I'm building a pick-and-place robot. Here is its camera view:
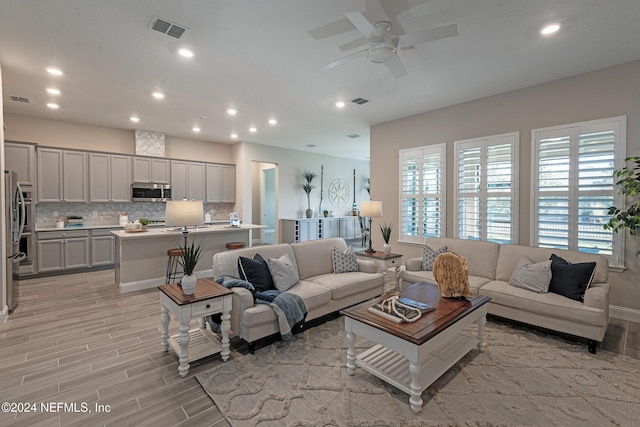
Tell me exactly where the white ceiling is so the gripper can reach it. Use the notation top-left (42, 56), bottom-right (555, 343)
top-left (2, 0), bottom-right (640, 160)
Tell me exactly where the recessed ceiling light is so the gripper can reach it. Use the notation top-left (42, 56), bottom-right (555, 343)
top-left (46, 103), bottom-right (59, 109)
top-left (192, 126), bottom-right (201, 132)
top-left (249, 127), bottom-right (257, 133)
top-left (177, 47), bottom-right (195, 58)
top-left (46, 88), bottom-right (61, 95)
top-left (306, 144), bottom-right (316, 148)
top-left (268, 119), bottom-right (277, 125)
top-left (540, 23), bottom-right (561, 35)
top-left (130, 116), bottom-right (140, 123)
top-left (46, 67), bottom-right (63, 76)
top-left (152, 91), bottom-right (165, 99)
top-left (195, 115), bottom-right (206, 120)
top-left (227, 108), bottom-right (237, 116)
top-left (336, 101), bottom-right (346, 108)
top-left (230, 133), bottom-right (238, 139)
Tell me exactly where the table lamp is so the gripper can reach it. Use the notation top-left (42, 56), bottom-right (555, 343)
top-left (359, 201), bottom-right (383, 253)
top-left (165, 200), bottom-right (204, 247)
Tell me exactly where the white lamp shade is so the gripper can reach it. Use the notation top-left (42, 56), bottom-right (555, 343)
top-left (360, 201), bottom-right (383, 218)
top-left (165, 200), bottom-right (204, 227)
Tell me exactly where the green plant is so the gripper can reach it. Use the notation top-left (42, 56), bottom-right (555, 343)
top-left (176, 239), bottom-right (206, 275)
top-left (604, 156), bottom-right (640, 256)
top-left (379, 222), bottom-right (392, 244)
top-left (302, 171), bottom-right (317, 210)
top-left (138, 218), bottom-right (151, 226)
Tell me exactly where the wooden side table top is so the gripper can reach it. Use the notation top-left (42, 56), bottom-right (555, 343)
top-left (159, 278), bottom-right (233, 306)
top-left (355, 250), bottom-right (402, 261)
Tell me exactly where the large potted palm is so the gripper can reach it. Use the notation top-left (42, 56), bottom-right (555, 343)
top-left (302, 171), bottom-right (317, 218)
top-left (604, 156), bottom-right (640, 256)
top-left (176, 239), bottom-right (206, 295)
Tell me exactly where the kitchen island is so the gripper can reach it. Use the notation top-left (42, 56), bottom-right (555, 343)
top-left (113, 224), bottom-right (264, 292)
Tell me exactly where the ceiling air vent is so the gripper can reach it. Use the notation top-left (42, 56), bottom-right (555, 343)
top-left (150, 16), bottom-right (187, 39)
top-left (351, 98), bottom-right (369, 105)
top-left (9, 95), bottom-right (31, 104)
top-left (346, 134), bottom-right (360, 139)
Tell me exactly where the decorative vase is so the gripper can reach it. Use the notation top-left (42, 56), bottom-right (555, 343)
top-left (181, 274), bottom-right (197, 295)
top-left (305, 208), bottom-right (313, 218)
top-left (383, 243), bottom-right (391, 254)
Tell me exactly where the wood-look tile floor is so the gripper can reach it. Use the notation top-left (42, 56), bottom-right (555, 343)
top-left (1, 269), bottom-right (638, 427)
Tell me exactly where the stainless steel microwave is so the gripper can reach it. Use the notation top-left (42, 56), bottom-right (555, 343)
top-left (131, 183), bottom-right (171, 202)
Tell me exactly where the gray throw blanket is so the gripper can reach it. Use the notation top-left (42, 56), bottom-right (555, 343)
top-left (268, 292), bottom-right (307, 341)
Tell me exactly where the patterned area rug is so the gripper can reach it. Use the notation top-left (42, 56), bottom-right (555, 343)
top-left (196, 317), bottom-right (640, 426)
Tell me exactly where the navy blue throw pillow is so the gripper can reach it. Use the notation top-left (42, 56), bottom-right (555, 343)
top-left (237, 254), bottom-right (275, 292)
top-left (548, 254), bottom-right (596, 302)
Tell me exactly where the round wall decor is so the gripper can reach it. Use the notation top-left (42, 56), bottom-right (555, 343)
top-left (328, 178), bottom-right (350, 207)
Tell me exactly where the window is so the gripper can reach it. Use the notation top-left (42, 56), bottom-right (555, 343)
top-left (399, 144), bottom-right (446, 243)
top-left (532, 116), bottom-right (626, 267)
top-left (454, 133), bottom-right (519, 244)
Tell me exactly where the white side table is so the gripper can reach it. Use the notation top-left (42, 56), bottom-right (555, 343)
top-left (159, 278), bottom-right (233, 377)
top-left (355, 251), bottom-right (403, 290)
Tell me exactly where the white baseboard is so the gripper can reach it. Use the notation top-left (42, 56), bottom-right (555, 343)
top-left (119, 269), bottom-right (215, 293)
top-left (609, 305), bottom-right (640, 322)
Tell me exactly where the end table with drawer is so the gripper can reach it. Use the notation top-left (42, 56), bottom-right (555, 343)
top-left (159, 278), bottom-right (233, 377)
top-left (355, 251), bottom-right (403, 291)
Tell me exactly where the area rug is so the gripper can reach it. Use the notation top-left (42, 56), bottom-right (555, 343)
top-left (196, 317), bottom-right (640, 426)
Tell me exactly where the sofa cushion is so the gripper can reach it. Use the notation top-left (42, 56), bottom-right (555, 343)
top-left (332, 246), bottom-right (358, 273)
top-left (310, 272), bottom-right (383, 300)
top-left (400, 269), bottom-right (490, 295)
top-left (479, 280), bottom-right (605, 326)
top-left (425, 237), bottom-right (499, 280)
top-left (237, 254), bottom-right (275, 292)
top-left (292, 238), bottom-right (347, 279)
top-left (421, 245), bottom-right (447, 271)
top-left (509, 257), bottom-right (552, 293)
top-left (266, 253), bottom-right (299, 291)
top-left (548, 254), bottom-right (596, 302)
top-left (213, 244), bottom-right (297, 279)
top-left (286, 280), bottom-right (331, 310)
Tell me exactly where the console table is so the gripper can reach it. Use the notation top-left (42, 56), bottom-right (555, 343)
top-left (159, 278), bottom-right (233, 377)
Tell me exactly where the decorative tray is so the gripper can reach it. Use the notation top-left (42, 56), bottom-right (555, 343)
top-left (124, 228), bottom-right (148, 233)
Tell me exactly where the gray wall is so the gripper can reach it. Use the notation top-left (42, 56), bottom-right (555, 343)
top-left (371, 59), bottom-right (640, 310)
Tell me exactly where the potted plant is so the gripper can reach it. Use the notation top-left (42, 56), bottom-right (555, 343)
top-left (138, 217), bottom-right (151, 231)
top-left (302, 171), bottom-right (317, 218)
top-left (604, 156), bottom-right (640, 256)
top-left (323, 209), bottom-right (329, 218)
top-left (176, 238), bottom-right (206, 295)
top-left (380, 222), bottom-right (392, 254)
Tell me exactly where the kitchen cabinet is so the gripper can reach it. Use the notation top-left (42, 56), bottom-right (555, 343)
top-left (133, 156), bottom-right (170, 183)
top-left (320, 218), bottom-right (340, 238)
top-left (91, 228), bottom-right (116, 266)
top-left (37, 230), bottom-right (90, 272)
top-left (89, 153), bottom-right (131, 202)
top-left (4, 141), bottom-right (36, 186)
top-left (340, 217), bottom-right (359, 240)
top-left (281, 219), bottom-right (320, 243)
top-left (37, 148), bottom-right (87, 202)
top-left (206, 164), bottom-right (236, 202)
top-left (171, 160), bottom-right (205, 201)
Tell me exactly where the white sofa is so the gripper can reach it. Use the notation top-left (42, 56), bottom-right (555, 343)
top-left (212, 237), bottom-right (384, 351)
top-left (401, 237), bottom-right (610, 353)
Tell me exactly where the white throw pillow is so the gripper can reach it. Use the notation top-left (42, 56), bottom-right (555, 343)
top-left (267, 253), bottom-right (300, 291)
top-left (509, 257), bottom-right (552, 293)
top-left (332, 247), bottom-right (358, 274)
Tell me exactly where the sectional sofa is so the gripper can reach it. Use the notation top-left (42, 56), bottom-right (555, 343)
top-left (401, 237), bottom-right (610, 353)
top-left (212, 237), bottom-right (384, 351)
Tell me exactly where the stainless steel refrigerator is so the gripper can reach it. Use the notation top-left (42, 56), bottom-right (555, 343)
top-left (4, 170), bottom-right (26, 311)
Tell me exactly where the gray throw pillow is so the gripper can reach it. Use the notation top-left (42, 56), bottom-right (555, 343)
top-left (266, 253), bottom-right (300, 292)
top-left (509, 257), bottom-right (552, 293)
top-left (422, 245), bottom-right (447, 271)
top-left (332, 247), bottom-right (358, 274)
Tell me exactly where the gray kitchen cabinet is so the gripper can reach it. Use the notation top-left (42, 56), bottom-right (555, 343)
top-left (89, 153), bottom-right (131, 202)
top-left (172, 160), bottom-right (205, 201)
top-left (37, 148), bottom-right (87, 202)
top-left (91, 229), bottom-right (116, 266)
top-left (133, 157), bottom-right (170, 183)
top-left (37, 230), bottom-right (90, 272)
top-left (4, 141), bottom-right (36, 186)
top-left (206, 164), bottom-right (236, 202)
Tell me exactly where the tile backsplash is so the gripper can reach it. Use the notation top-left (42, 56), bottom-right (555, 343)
top-left (36, 202), bottom-right (236, 226)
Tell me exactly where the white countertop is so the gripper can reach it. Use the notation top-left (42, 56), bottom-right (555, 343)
top-left (35, 220), bottom-right (230, 232)
top-left (111, 224), bottom-right (264, 239)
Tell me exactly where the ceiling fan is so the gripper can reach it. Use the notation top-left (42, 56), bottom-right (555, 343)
top-left (320, 3), bottom-right (458, 78)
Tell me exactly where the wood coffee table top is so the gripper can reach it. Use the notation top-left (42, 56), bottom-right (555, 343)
top-left (341, 281), bottom-right (491, 345)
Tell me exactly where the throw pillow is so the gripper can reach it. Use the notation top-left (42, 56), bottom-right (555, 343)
top-left (422, 245), bottom-right (448, 271)
top-left (267, 253), bottom-right (300, 292)
top-left (332, 246), bottom-right (358, 274)
top-left (548, 253), bottom-right (596, 302)
top-left (237, 254), bottom-right (275, 292)
top-left (508, 257), bottom-right (552, 293)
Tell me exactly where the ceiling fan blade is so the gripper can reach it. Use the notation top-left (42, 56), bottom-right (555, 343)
top-left (397, 23), bottom-right (458, 49)
top-left (345, 10), bottom-right (382, 41)
top-left (384, 55), bottom-right (408, 78)
top-left (308, 17), bottom-right (354, 40)
top-left (339, 37), bottom-right (369, 52)
top-left (322, 49), bottom-right (368, 70)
